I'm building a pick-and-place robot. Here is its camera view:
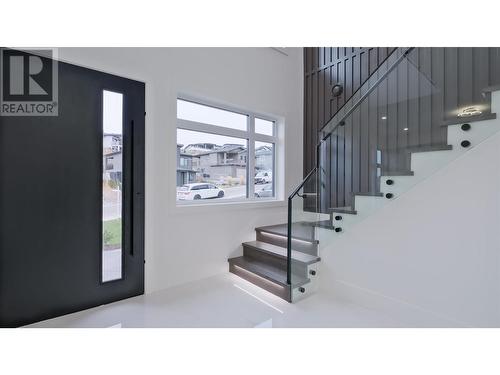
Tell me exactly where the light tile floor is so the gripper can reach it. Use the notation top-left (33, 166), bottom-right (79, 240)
top-left (27, 273), bottom-right (404, 328)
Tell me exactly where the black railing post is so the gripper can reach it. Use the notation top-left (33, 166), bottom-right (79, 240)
top-left (316, 141), bottom-right (323, 212)
top-left (287, 197), bottom-right (292, 286)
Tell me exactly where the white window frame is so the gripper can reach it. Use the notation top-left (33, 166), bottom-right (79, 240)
top-left (176, 95), bottom-right (280, 206)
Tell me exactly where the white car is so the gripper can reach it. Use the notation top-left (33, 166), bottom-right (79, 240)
top-left (255, 171), bottom-right (272, 184)
top-left (177, 183), bottom-right (225, 200)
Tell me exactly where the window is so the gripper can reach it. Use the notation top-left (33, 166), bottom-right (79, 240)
top-left (102, 90), bottom-right (123, 282)
top-left (176, 98), bottom-right (278, 204)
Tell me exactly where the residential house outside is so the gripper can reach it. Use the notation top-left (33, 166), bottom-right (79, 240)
top-left (255, 144), bottom-right (273, 171)
top-left (198, 144), bottom-right (246, 183)
top-left (103, 133), bottom-right (122, 183)
top-left (176, 144), bottom-right (198, 186)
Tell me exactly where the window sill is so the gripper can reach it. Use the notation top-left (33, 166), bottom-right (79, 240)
top-left (172, 198), bottom-right (286, 215)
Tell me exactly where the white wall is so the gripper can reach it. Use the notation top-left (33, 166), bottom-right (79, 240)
top-left (58, 48), bottom-right (304, 293)
top-left (320, 131), bottom-right (500, 327)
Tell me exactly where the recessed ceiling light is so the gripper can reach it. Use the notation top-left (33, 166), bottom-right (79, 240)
top-left (403, 127), bottom-right (409, 131)
top-left (457, 107), bottom-right (482, 118)
top-left (381, 116), bottom-right (387, 120)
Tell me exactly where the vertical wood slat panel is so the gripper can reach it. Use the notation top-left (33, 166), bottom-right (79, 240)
top-left (489, 48), bottom-right (500, 85)
top-left (319, 68), bottom-right (325, 135)
top-left (337, 120), bottom-right (352, 207)
top-left (419, 47), bottom-right (432, 146)
top-left (352, 107), bottom-right (361, 196)
top-left (473, 48), bottom-right (490, 106)
top-left (408, 48), bottom-right (420, 150)
top-left (368, 74), bottom-right (379, 192)
top-left (431, 47), bottom-right (446, 145)
top-left (458, 47), bottom-right (474, 109)
top-left (444, 48), bottom-right (458, 128)
top-left (387, 68), bottom-right (399, 172)
top-left (361, 49), bottom-right (369, 83)
top-left (360, 98), bottom-right (370, 192)
top-left (378, 78), bottom-right (388, 173)
top-left (397, 58), bottom-right (409, 171)
top-left (332, 126), bottom-right (339, 207)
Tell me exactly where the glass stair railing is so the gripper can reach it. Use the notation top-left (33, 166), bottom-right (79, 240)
top-left (287, 47), bottom-right (500, 302)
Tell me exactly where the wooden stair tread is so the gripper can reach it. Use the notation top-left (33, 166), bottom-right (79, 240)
top-left (243, 240), bottom-right (320, 264)
top-left (381, 170), bottom-right (414, 176)
top-left (352, 192), bottom-right (384, 197)
top-left (440, 112), bottom-right (496, 126)
top-left (405, 144), bottom-right (453, 153)
top-left (328, 207), bottom-right (357, 215)
top-left (255, 223), bottom-right (318, 244)
top-left (228, 256), bottom-right (309, 288)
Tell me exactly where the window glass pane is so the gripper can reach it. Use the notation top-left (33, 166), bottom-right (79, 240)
top-left (176, 128), bottom-right (248, 201)
top-left (255, 118), bottom-right (274, 136)
top-left (177, 99), bottom-right (247, 131)
top-left (254, 141), bottom-right (275, 199)
top-left (102, 90), bottom-right (123, 282)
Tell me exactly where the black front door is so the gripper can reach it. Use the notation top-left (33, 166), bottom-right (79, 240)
top-left (0, 49), bottom-right (145, 327)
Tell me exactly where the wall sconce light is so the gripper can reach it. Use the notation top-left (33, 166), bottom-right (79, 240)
top-left (457, 107), bottom-right (482, 118)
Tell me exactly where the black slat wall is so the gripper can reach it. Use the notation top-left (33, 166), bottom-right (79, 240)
top-left (303, 47), bottom-right (396, 175)
top-left (304, 47), bottom-right (500, 210)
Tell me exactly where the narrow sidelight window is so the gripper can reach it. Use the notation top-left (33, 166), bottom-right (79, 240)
top-left (102, 90), bottom-right (124, 282)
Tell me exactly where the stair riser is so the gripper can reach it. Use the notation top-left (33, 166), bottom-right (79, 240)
top-left (243, 246), bottom-right (286, 269)
top-left (243, 245), bottom-right (309, 275)
top-left (229, 262), bottom-right (291, 302)
top-left (256, 231), bottom-right (318, 256)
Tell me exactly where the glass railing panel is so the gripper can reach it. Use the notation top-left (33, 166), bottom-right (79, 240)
top-left (314, 46), bottom-right (500, 233)
top-left (288, 47), bottom-right (500, 301)
top-left (287, 167), bottom-right (321, 301)
top-left (321, 47), bottom-right (412, 138)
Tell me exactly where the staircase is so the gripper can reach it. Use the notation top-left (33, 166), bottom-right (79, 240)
top-left (228, 47), bottom-right (500, 303)
top-left (228, 222), bottom-right (323, 301)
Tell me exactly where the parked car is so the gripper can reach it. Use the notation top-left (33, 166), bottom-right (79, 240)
top-left (177, 183), bottom-right (225, 200)
top-left (254, 184), bottom-right (273, 198)
top-left (255, 171), bottom-right (272, 184)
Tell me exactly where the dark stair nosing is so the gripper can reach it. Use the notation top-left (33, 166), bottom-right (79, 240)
top-left (482, 85), bottom-right (500, 93)
top-left (255, 224), bottom-right (319, 244)
top-left (352, 192), bottom-right (384, 197)
top-left (228, 256), bottom-right (309, 288)
top-left (243, 241), bottom-right (320, 264)
top-left (405, 144), bottom-right (452, 153)
top-left (439, 112), bottom-right (496, 127)
top-left (381, 170), bottom-right (414, 176)
top-left (328, 207), bottom-right (357, 215)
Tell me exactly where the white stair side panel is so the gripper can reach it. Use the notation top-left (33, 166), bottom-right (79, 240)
top-left (353, 195), bottom-right (387, 217)
top-left (490, 90), bottom-right (500, 113)
top-left (411, 117), bottom-right (500, 179)
top-left (380, 176), bottom-right (417, 196)
top-left (292, 263), bottom-right (319, 302)
top-left (318, 91), bottom-right (500, 246)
